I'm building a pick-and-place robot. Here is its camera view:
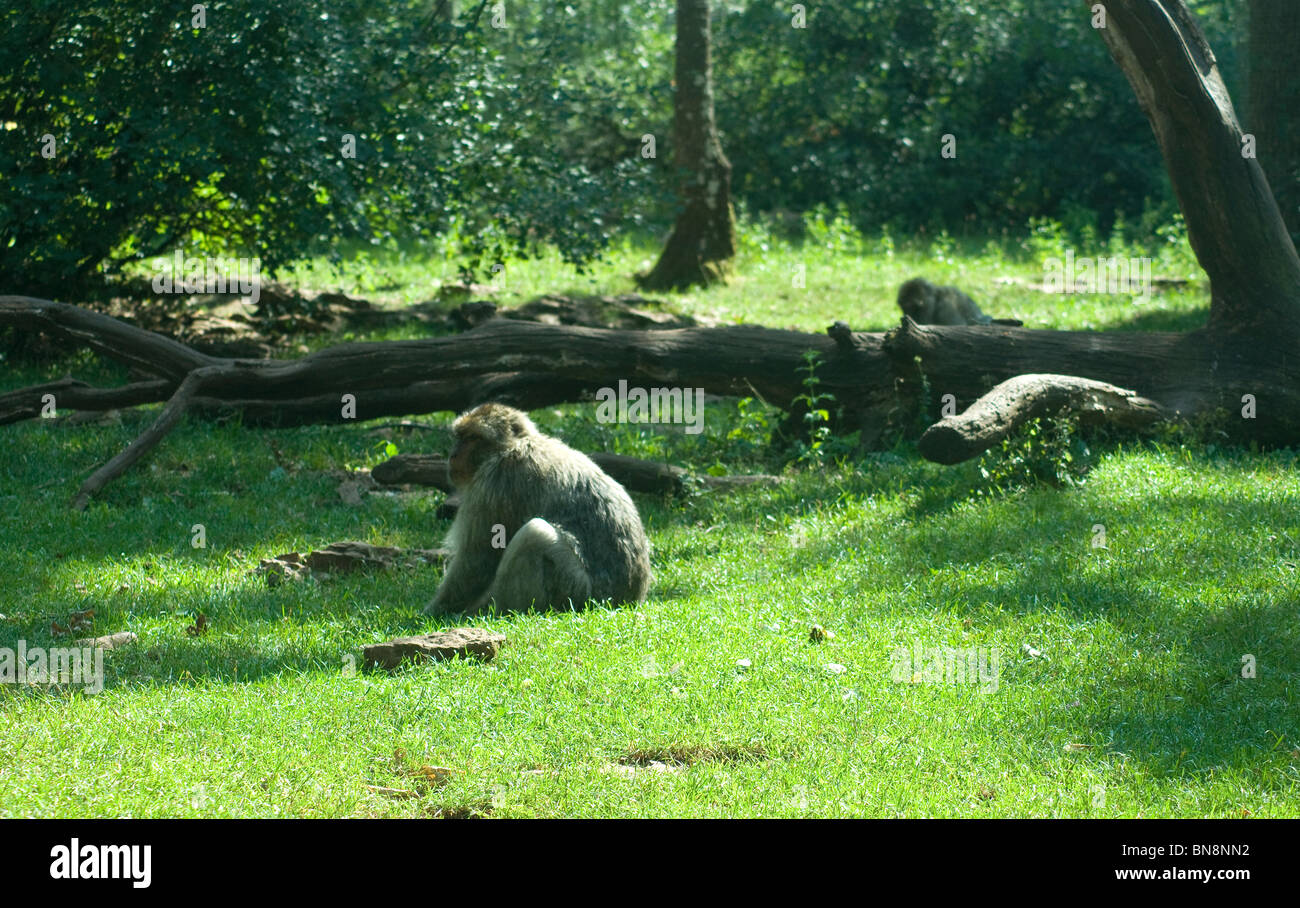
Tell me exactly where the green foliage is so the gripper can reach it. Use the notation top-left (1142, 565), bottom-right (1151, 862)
top-left (0, 0), bottom-right (656, 294)
top-left (1023, 217), bottom-right (1071, 264)
top-left (803, 205), bottom-right (865, 255)
top-left (0, 0), bottom-right (1246, 295)
top-left (975, 415), bottom-right (1092, 495)
top-left (712, 0), bottom-right (1240, 240)
top-left (791, 351), bottom-right (835, 467)
top-left (1150, 213), bottom-right (1199, 275)
top-left (724, 396), bottom-right (777, 461)
top-left (789, 351), bottom-right (859, 468)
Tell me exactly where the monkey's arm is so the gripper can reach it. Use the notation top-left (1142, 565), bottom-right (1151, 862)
top-left (425, 549), bottom-right (497, 615)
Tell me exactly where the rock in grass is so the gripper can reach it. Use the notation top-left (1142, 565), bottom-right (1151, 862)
top-left (257, 552), bottom-right (309, 586)
top-left (363, 628), bottom-right (505, 670)
top-left (75, 631), bottom-right (138, 650)
top-left (306, 541), bottom-right (406, 572)
top-left (255, 542), bottom-right (447, 587)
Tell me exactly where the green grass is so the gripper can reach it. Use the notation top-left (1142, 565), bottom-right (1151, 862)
top-left (166, 208), bottom-right (1210, 337)
top-left (2, 223), bottom-right (1297, 818)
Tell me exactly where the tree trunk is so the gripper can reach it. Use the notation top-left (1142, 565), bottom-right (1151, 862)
top-left (639, 0), bottom-right (736, 290)
top-left (1247, 0), bottom-right (1300, 241)
top-left (1094, 0), bottom-right (1300, 334)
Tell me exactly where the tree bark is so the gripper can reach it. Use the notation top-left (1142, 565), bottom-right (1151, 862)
top-left (638, 0), bottom-right (736, 290)
top-left (1093, 0), bottom-right (1300, 333)
top-left (916, 373), bottom-right (1167, 464)
top-left (1247, 0), bottom-right (1300, 241)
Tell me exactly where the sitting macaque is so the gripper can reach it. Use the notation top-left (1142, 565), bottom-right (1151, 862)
top-left (897, 277), bottom-right (994, 326)
top-left (425, 403), bottom-right (651, 615)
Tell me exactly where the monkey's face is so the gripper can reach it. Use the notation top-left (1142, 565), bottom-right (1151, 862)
top-left (897, 284), bottom-right (930, 321)
top-left (449, 433), bottom-right (491, 488)
top-left (447, 403), bottom-right (535, 488)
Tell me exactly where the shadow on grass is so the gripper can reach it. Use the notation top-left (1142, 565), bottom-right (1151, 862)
top-left (5, 416), bottom-right (1296, 783)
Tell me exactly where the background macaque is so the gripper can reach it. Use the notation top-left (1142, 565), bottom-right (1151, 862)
top-left (425, 403), bottom-right (651, 615)
top-left (897, 277), bottom-right (993, 326)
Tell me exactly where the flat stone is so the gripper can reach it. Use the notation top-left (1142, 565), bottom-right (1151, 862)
top-left (306, 541), bottom-right (402, 572)
top-left (363, 627), bottom-right (505, 670)
top-left (255, 543), bottom-right (446, 587)
top-left (256, 553), bottom-right (309, 586)
top-left (75, 631), bottom-right (138, 650)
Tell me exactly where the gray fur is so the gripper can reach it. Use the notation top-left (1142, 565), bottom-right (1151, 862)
top-left (425, 404), bottom-right (651, 615)
top-left (897, 277), bottom-right (992, 326)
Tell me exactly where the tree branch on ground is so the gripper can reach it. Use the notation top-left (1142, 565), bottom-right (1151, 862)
top-left (916, 374), bottom-right (1168, 465)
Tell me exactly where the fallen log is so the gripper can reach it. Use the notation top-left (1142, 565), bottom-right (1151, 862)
top-left (0, 298), bottom-right (901, 429)
top-left (917, 373), bottom-right (1168, 464)
top-left (71, 364), bottom-right (235, 510)
top-left (371, 451), bottom-right (783, 496)
top-left (5, 293), bottom-right (1300, 511)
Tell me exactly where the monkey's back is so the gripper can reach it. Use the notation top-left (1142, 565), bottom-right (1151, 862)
top-left (464, 434), bottom-right (651, 604)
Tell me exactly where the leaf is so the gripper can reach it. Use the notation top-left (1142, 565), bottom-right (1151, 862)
top-left (413, 766), bottom-right (457, 787)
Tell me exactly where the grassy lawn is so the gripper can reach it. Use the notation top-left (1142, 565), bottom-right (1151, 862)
top-left (2, 226), bottom-right (1297, 818)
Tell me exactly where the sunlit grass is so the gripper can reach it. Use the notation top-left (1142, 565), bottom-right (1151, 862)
top-left (4, 225), bottom-right (1294, 819)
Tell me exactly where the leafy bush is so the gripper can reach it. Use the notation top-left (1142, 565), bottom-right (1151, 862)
top-left (0, 0), bottom-right (1242, 294)
top-left (975, 415), bottom-right (1092, 494)
top-left (0, 0), bottom-right (656, 294)
top-left (712, 0), bottom-right (1240, 243)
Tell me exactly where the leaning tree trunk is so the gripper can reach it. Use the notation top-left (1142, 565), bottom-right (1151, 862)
top-left (638, 0), bottom-right (736, 290)
top-left (1099, 0), bottom-right (1300, 334)
top-left (1247, 0), bottom-right (1300, 241)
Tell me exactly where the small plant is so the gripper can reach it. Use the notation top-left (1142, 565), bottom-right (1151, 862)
top-left (725, 395), bottom-right (774, 458)
top-left (789, 351), bottom-right (858, 467)
top-left (803, 204), bottom-right (863, 254)
top-left (928, 230), bottom-right (957, 265)
top-left (791, 350), bottom-right (834, 467)
top-left (873, 225), bottom-right (896, 260)
top-left (974, 414), bottom-right (1091, 495)
top-left (1105, 212), bottom-right (1131, 259)
top-left (734, 209), bottom-right (776, 257)
top-left (1024, 217), bottom-right (1069, 264)
top-left (1153, 213), bottom-right (1198, 274)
